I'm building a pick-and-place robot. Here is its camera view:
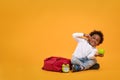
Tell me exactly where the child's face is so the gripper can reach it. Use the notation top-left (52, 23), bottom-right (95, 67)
top-left (89, 34), bottom-right (101, 47)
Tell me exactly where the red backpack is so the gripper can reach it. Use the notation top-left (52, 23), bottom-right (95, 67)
top-left (42, 56), bottom-right (71, 72)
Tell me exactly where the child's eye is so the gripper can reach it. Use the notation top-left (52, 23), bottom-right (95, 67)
top-left (92, 37), bottom-right (95, 39)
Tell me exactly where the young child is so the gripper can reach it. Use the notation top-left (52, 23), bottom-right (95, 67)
top-left (71, 30), bottom-right (104, 72)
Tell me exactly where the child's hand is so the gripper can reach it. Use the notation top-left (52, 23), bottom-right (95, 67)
top-left (84, 34), bottom-right (91, 40)
top-left (95, 53), bottom-right (104, 57)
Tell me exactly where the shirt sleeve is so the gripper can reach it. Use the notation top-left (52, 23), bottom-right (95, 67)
top-left (72, 32), bottom-right (84, 42)
top-left (87, 49), bottom-right (97, 59)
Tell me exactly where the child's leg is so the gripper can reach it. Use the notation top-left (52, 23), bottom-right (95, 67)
top-left (71, 56), bottom-right (97, 71)
top-left (82, 59), bottom-right (97, 70)
top-left (71, 56), bottom-right (85, 71)
top-left (71, 56), bottom-right (83, 65)
top-left (89, 63), bottom-right (100, 70)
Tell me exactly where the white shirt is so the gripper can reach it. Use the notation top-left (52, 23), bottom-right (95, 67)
top-left (72, 32), bottom-right (97, 59)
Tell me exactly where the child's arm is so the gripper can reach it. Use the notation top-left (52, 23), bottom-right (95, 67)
top-left (72, 32), bottom-right (84, 42)
top-left (87, 51), bottom-right (104, 59)
top-left (72, 32), bottom-right (84, 38)
top-left (72, 33), bottom-right (91, 42)
top-left (87, 51), bottom-right (96, 59)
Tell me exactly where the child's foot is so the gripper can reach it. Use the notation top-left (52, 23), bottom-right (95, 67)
top-left (72, 64), bottom-right (81, 72)
top-left (89, 63), bottom-right (100, 70)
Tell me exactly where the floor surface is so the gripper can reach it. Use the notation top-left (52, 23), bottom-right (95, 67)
top-left (1, 0), bottom-right (120, 80)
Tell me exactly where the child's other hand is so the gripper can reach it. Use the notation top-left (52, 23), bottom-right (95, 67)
top-left (98, 54), bottom-right (104, 57)
top-left (95, 53), bottom-right (104, 57)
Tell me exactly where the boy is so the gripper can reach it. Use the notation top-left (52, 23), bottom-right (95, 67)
top-left (71, 30), bottom-right (104, 72)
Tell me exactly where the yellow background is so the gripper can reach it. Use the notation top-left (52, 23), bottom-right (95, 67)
top-left (0, 0), bottom-right (120, 80)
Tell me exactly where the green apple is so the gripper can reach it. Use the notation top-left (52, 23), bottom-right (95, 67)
top-left (98, 49), bottom-right (105, 54)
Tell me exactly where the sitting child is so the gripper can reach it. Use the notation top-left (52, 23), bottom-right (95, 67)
top-left (71, 30), bottom-right (104, 72)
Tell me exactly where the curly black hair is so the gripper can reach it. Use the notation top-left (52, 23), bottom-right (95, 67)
top-left (89, 30), bottom-right (104, 44)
